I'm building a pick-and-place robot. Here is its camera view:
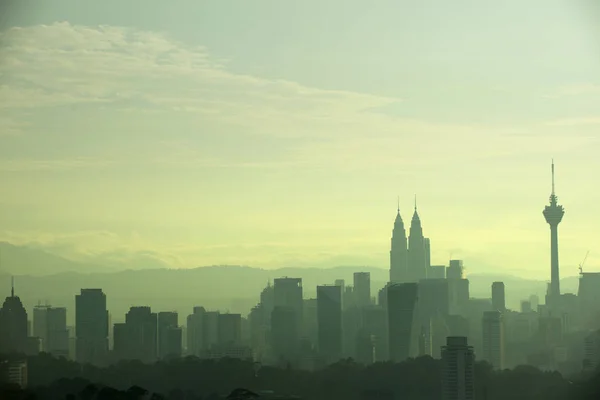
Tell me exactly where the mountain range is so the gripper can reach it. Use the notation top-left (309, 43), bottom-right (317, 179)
top-left (0, 241), bottom-right (581, 325)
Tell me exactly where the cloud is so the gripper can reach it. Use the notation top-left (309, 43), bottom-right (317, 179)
top-left (0, 157), bottom-right (117, 172)
top-left (544, 117), bottom-right (600, 127)
top-left (0, 21), bottom-right (596, 174)
top-left (0, 22), bottom-right (398, 123)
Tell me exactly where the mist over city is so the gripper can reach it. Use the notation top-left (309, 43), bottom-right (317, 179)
top-left (2, 1), bottom-right (600, 399)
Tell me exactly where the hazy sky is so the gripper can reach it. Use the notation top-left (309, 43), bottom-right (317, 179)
top-left (1, 0), bottom-right (599, 278)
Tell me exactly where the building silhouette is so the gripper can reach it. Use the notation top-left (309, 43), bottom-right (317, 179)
top-left (218, 313), bottom-right (242, 346)
top-left (491, 282), bottom-right (506, 312)
top-left (114, 306), bottom-right (157, 363)
top-left (408, 201), bottom-right (427, 283)
top-left (387, 283), bottom-right (418, 362)
top-left (482, 311), bottom-right (504, 370)
top-left (317, 285), bottom-right (342, 364)
top-left (542, 161), bottom-right (564, 311)
top-left (157, 311), bottom-right (182, 359)
top-left (273, 278), bottom-right (303, 336)
top-left (75, 289), bottom-right (108, 365)
top-left (271, 306), bottom-right (299, 366)
top-left (390, 202), bottom-right (408, 283)
top-left (0, 279), bottom-right (28, 354)
top-left (441, 336), bottom-right (475, 400)
top-left (353, 272), bottom-right (371, 307)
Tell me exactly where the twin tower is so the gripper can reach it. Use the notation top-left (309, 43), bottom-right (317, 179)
top-left (389, 199), bottom-right (431, 283)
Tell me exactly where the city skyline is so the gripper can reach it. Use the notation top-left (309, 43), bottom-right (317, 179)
top-left (1, 1), bottom-right (600, 279)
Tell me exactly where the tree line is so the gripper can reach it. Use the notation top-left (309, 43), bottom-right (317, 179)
top-left (1, 353), bottom-right (600, 400)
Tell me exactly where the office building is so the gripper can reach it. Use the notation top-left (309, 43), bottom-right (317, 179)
top-left (491, 282), bottom-right (506, 312)
top-left (429, 265), bottom-right (446, 280)
top-left (0, 359), bottom-right (27, 388)
top-left (482, 311), bottom-right (504, 370)
top-left (441, 337), bottom-right (475, 400)
top-left (387, 283), bottom-right (418, 362)
top-left (0, 281), bottom-right (28, 355)
top-left (317, 285), bottom-right (343, 364)
top-left (114, 306), bottom-right (157, 363)
top-left (353, 272), bottom-right (371, 307)
top-left (75, 289), bottom-right (108, 366)
top-left (158, 312), bottom-right (181, 359)
top-left (447, 260), bottom-right (465, 280)
top-left (583, 330), bottom-right (600, 372)
top-left (408, 203), bottom-right (427, 283)
top-left (390, 203), bottom-right (408, 283)
top-left (218, 313), bottom-right (242, 346)
top-left (274, 278), bottom-right (303, 334)
top-left (271, 306), bottom-right (299, 365)
top-left (33, 305), bottom-right (68, 358)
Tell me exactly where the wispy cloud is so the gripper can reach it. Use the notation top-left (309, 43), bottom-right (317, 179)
top-left (0, 157), bottom-right (117, 172)
top-left (544, 117), bottom-right (600, 127)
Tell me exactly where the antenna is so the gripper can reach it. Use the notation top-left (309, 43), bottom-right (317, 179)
top-left (551, 159), bottom-right (555, 195)
top-left (579, 251), bottom-right (590, 275)
top-left (11, 276), bottom-right (14, 297)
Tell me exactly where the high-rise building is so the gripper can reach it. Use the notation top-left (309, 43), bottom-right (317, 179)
top-left (317, 285), bottom-right (343, 364)
top-left (583, 330), bottom-right (600, 372)
top-left (353, 272), bottom-right (371, 307)
top-left (408, 202), bottom-right (427, 283)
top-left (274, 278), bottom-right (303, 333)
top-left (114, 306), bottom-right (157, 363)
top-left (271, 306), bottom-right (299, 365)
top-left (158, 312), bottom-right (181, 359)
top-left (33, 305), bottom-right (68, 358)
top-left (390, 203), bottom-right (408, 283)
top-left (542, 161), bottom-right (564, 311)
top-left (387, 283), bottom-right (418, 362)
top-left (218, 313), bottom-right (242, 346)
top-left (75, 289), bottom-right (108, 366)
top-left (491, 282), bottom-right (506, 312)
top-left (429, 265), bottom-right (446, 280)
top-left (46, 307), bottom-right (69, 358)
top-left (482, 311), bottom-right (504, 370)
top-left (447, 260), bottom-right (465, 280)
top-left (441, 336), bottom-right (475, 400)
top-left (424, 238), bottom-right (431, 278)
top-left (0, 280), bottom-right (28, 354)
top-left (186, 307), bottom-right (206, 356)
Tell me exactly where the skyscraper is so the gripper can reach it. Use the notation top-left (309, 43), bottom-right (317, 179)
top-left (542, 160), bottom-right (564, 310)
top-left (390, 201), bottom-right (408, 283)
top-left (387, 283), bottom-right (418, 362)
top-left (158, 311), bottom-right (181, 359)
top-left (353, 272), bottom-right (371, 307)
top-left (491, 282), bottom-right (506, 312)
top-left (408, 201), bottom-right (427, 283)
top-left (75, 289), bottom-right (108, 365)
top-left (482, 311), bottom-right (504, 370)
top-left (441, 336), bottom-right (475, 400)
top-left (317, 285), bottom-right (342, 364)
top-left (273, 278), bottom-right (303, 331)
top-left (0, 279), bottom-right (28, 354)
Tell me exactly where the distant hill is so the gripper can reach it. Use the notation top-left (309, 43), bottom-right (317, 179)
top-left (0, 261), bottom-right (583, 326)
top-left (0, 241), bottom-right (111, 275)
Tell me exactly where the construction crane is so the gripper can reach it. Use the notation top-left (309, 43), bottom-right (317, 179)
top-left (579, 251), bottom-right (590, 275)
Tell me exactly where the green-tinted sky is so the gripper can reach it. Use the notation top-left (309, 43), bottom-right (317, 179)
top-left (1, 0), bottom-right (599, 278)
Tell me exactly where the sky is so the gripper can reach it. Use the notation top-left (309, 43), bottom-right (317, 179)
top-left (0, 0), bottom-right (599, 278)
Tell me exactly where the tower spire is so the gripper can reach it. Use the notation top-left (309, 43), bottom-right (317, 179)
top-left (414, 194), bottom-right (417, 211)
top-left (11, 276), bottom-right (14, 297)
top-left (551, 159), bottom-right (555, 195)
top-left (397, 195), bottom-right (400, 214)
